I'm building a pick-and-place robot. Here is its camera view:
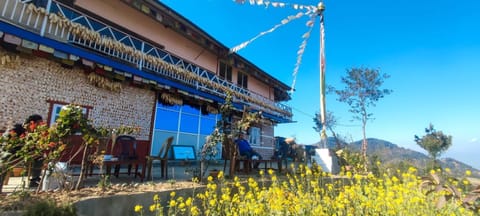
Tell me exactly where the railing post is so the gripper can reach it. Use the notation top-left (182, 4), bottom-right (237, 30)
top-left (39, 0), bottom-right (53, 37)
top-left (1, 0), bottom-right (10, 17)
top-left (138, 41), bottom-right (144, 70)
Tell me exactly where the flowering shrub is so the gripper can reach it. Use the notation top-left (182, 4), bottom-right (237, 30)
top-left (336, 149), bottom-right (366, 174)
top-left (202, 129), bottom-right (222, 162)
top-left (0, 117), bottom-right (65, 177)
top-left (0, 126), bottom-right (26, 170)
top-left (135, 165), bottom-right (478, 215)
top-left (2, 105), bottom-right (106, 191)
top-left (22, 122), bottom-right (66, 168)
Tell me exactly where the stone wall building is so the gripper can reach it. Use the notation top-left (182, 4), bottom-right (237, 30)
top-left (0, 0), bottom-right (292, 165)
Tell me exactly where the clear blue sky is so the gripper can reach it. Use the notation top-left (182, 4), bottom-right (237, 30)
top-left (161, 0), bottom-right (480, 169)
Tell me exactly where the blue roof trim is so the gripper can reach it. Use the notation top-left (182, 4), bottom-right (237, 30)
top-left (0, 21), bottom-right (290, 123)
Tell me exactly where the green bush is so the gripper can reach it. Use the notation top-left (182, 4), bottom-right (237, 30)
top-left (23, 200), bottom-right (76, 216)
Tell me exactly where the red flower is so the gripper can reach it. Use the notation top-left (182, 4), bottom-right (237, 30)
top-left (48, 142), bottom-right (56, 148)
top-left (9, 130), bottom-right (16, 137)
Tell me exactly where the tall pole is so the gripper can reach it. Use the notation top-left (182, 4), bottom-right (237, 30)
top-left (318, 2), bottom-right (327, 148)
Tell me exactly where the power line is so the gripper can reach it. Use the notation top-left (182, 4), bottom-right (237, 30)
top-left (336, 123), bottom-right (361, 128)
top-left (290, 106), bottom-right (315, 118)
top-left (289, 105), bottom-right (361, 127)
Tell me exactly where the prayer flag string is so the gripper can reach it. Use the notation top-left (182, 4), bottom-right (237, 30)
top-left (233, 0), bottom-right (324, 97)
top-left (234, 0), bottom-right (317, 13)
top-left (290, 14), bottom-right (317, 93)
top-left (229, 12), bottom-right (306, 54)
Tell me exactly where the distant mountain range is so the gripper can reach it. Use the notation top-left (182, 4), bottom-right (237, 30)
top-left (313, 138), bottom-right (480, 178)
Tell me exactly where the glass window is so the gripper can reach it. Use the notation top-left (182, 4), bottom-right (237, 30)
top-left (177, 133), bottom-right (198, 148)
top-left (248, 127), bottom-right (261, 146)
top-left (158, 102), bottom-right (181, 111)
top-left (150, 130), bottom-right (176, 156)
top-left (200, 117), bottom-right (217, 135)
top-left (179, 114), bottom-right (199, 134)
top-left (182, 105), bottom-right (200, 115)
top-left (49, 103), bottom-right (87, 126)
top-left (237, 71), bottom-right (248, 89)
top-left (219, 61), bottom-right (232, 82)
top-left (154, 108), bottom-right (179, 131)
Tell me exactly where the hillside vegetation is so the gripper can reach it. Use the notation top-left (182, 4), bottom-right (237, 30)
top-left (314, 138), bottom-right (480, 178)
top-left (349, 138), bottom-right (480, 178)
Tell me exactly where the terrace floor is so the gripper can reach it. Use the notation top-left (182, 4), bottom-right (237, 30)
top-left (2, 160), bottom-right (282, 194)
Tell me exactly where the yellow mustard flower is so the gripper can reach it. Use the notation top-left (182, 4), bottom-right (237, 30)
top-left (185, 197), bottom-right (192, 206)
top-left (209, 183), bottom-right (217, 190)
top-left (209, 199), bottom-right (216, 207)
top-left (149, 204), bottom-right (156, 212)
top-left (408, 167), bottom-right (417, 173)
top-left (217, 171), bottom-right (224, 179)
top-left (134, 205), bottom-right (143, 213)
top-left (346, 171), bottom-right (352, 178)
top-left (169, 200), bottom-right (177, 207)
top-left (178, 202), bottom-right (186, 210)
top-left (191, 206), bottom-right (200, 216)
top-left (268, 169), bottom-right (274, 175)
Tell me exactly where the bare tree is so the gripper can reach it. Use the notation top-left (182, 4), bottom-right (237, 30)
top-left (313, 111), bottom-right (342, 149)
top-left (330, 67), bottom-right (392, 166)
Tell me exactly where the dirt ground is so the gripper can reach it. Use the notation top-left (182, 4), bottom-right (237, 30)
top-left (0, 161), bottom-right (257, 212)
top-left (1, 175), bottom-right (204, 212)
top-left (0, 162), bottom-right (204, 211)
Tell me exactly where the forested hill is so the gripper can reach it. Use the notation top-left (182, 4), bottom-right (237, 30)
top-left (314, 138), bottom-right (480, 178)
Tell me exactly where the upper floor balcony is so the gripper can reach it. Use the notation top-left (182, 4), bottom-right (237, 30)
top-left (0, 0), bottom-right (293, 121)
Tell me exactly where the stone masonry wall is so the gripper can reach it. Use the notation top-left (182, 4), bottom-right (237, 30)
top-left (0, 49), bottom-right (155, 140)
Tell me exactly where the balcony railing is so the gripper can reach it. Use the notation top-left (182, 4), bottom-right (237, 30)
top-left (0, 0), bottom-right (292, 120)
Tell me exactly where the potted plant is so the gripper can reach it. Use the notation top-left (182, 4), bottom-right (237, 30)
top-left (12, 166), bottom-right (23, 177)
